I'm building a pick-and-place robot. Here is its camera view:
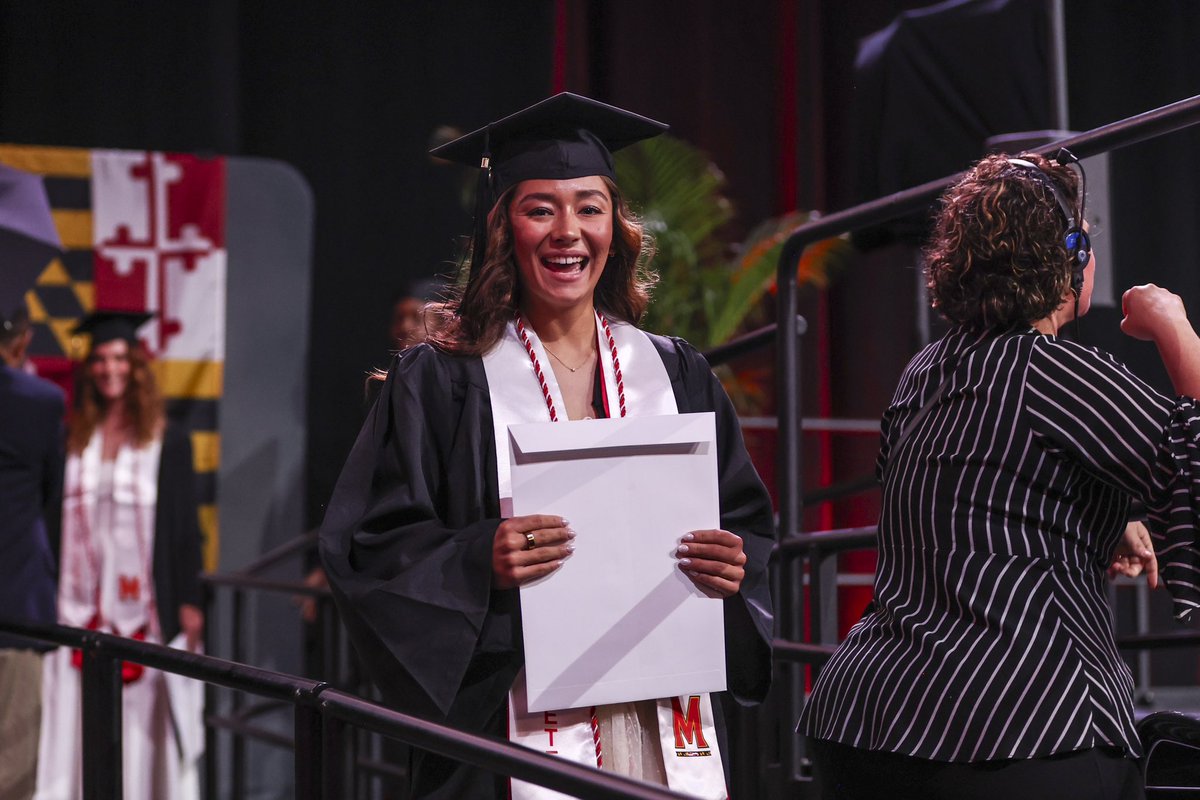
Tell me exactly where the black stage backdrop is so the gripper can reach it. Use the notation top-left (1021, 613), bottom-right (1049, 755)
top-left (1, 0), bottom-right (1199, 545)
top-left (0, 1), bottom-right (554, 527)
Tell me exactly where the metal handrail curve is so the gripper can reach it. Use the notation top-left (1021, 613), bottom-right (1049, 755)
top-left (0, 619), bottom-right (689, 800)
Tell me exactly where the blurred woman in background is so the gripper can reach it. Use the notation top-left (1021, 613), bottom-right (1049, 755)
top-left (36, 311), bottom-right (204, 800)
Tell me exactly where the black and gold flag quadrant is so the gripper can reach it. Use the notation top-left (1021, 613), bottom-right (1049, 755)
top-left (0, 146), bottom-right (95, 358)
top-left (0, 144), bottom-right (224, 571)
top-left (33, 178), bottom-right (96, 356)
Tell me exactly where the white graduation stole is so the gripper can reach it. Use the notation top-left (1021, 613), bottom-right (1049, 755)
top-left (482, 314), bottom-right (726, 799)
top-left (60, 434), bottom-right (162, 638)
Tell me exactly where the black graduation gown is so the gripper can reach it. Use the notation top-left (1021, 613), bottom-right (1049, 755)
top-left (320, 332), bottom-right (775, 799)
top-left (151, 423), bottom-right (205, 644)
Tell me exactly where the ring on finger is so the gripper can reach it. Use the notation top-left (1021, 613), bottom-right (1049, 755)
top-left (524, 532), bottom-right (537, 550)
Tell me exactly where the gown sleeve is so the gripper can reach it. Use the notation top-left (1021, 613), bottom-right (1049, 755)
top-left (1026, 337), bottom-right (1200, 620)
top-left (319, 345), bottom-right (504, 719)
top-left (652, 335), bottom-right (776, 704)
top-left (154, 423), bottom-right (205, 643)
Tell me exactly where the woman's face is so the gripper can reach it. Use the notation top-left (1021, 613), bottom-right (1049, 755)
top-left (509, 176), bottom-right (613, 317)
top-left (88, 338), bottom-right (132, 403)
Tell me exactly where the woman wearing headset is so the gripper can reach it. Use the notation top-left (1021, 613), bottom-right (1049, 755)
top-left (800, 151), bottom-right (1200, 799)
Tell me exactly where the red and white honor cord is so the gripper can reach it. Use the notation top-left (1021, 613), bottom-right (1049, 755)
top-left (590, 706), bottom-right (603, 767)
top-left (515, 313), bottom-right (559, 421)
top-left (514, 311), bottom-right (627, 421)
top-left (514, 313), bottom-right (613, 765)
top-left (598, 311), bottom-right (626, 418)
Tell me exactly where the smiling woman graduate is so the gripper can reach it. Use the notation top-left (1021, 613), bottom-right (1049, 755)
top-left (36, 311), bottom-right (204, 800)
top-left (319, 93), bottom-right (775, 799)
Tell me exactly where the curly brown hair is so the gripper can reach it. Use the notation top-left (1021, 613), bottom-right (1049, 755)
top-left (924, 152), bottom-right (1082, 331)
top-left (431, 177), bottom-right (657, 355)
top-left (68, 340), bottom-right (164, 453)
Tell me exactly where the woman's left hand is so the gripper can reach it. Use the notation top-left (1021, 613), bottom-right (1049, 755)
top-left (1108, 521), bottom-right (1159, 588)
top-left (179, 603), bottom-right (205, 652)
top-left (677, 529), bottom-right (747, 598)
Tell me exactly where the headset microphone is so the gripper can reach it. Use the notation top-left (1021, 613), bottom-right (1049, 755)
top-left (1006, 149), bottom-right (1090, 295)
top-left (1054, 148), bottom-right (1090, 294)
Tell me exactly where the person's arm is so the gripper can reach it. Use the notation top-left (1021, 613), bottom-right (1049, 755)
top-left (319, 347), bottom-right (514, 719)
top-left (1026, 337), bottom-right (1200, 620)
top-left (157, 425), bottom-right (206, 649)
top-left (1121, 283), bottom-right (1200, 398)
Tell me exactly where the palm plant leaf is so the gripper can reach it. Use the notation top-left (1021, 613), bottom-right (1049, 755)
top-left (708, 213), bottom-right (856, 345)
top-left (616, 136), bottom-right (733, 345)
top-left (616, 136), bottom-right (855, 349)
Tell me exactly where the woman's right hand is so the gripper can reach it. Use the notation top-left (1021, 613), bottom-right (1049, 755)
top-left (492, 515), bottom-right (575, 589)
top-left (1108, 521), bottom-right (1159, 588)
top-left (1122, 283), bottom-right (1200, 398)
top-left (1121, 283), bottom-right (1189, 342)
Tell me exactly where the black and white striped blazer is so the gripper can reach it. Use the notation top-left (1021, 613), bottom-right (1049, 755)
top-left (799, 325), bottom-right (1200, 761)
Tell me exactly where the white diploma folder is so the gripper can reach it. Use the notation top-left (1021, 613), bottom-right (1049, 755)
top-left (510, 411), bottom-right (726, 713)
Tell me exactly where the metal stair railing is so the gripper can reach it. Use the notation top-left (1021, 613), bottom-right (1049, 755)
top-left (0, 618), bottom-right (692, 800)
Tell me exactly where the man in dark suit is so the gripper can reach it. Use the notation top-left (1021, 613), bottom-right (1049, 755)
top-left (0, 302), bottom-right (65, 799)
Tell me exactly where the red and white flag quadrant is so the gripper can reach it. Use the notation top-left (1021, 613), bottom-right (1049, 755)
top-left (91, 150), bottom-right (227, 364)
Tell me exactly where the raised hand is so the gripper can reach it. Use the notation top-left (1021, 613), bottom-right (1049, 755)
top-left (1121, 283), bottom-right (1189, 342)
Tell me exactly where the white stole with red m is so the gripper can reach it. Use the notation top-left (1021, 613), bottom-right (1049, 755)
top-left (482, 315), bottom-right (726, 798)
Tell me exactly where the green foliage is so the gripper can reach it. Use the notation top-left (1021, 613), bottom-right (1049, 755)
top-left (616, 136), bottom-right (853, 349)
top-left (709, 213), bottom-right (857, 345)
top-left (615, 135), bottom-right (734, 348)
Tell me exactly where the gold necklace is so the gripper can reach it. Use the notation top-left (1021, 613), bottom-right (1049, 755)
top-left (541, 341), bottom-right (596, 373)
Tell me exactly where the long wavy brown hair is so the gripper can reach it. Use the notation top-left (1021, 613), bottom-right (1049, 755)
top-left (68, 340), bottom-right (164, 453)
top-left (431, 176), bottom-right (657, 355)
top-left (924, 152), bottom-right (1082, 331)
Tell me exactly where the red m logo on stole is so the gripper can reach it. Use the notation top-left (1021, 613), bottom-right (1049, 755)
top-left (672, 695), bottom-right (710, 751)
top-left (118, 575), bottom-right (141, 602)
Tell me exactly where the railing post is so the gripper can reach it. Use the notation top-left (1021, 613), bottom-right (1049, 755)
top-left (777, 231), bottom-right (810, 790)
top-left (80, 635), bottom-right (122, 800)
top-left (203, 580), bottom-right (219, 800)
top-left (1135, 581), bottom-right (1154, 704)
top-left (294, 689), bottom-right (324, 800)
top-left (232, 588), bottom-right (246, 800)
top-left (323, 711), bottom-right (349, 800)
top-left (807, 548), bottom-right (839, 657)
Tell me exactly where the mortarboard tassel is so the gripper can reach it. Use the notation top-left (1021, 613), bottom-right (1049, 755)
top-left (468, 126), bottom-right (494, 280)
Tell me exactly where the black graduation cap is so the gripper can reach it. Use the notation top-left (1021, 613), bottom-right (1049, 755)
top-left (430, 93), bottom-right (668, 276)
top-left (432, 92), bottom-right (668, 195)
top-left (72, 310), bottom-right (154, 348)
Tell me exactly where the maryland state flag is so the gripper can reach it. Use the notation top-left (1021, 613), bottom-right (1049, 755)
top-left (0, 144), bottom-right (226, 571)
